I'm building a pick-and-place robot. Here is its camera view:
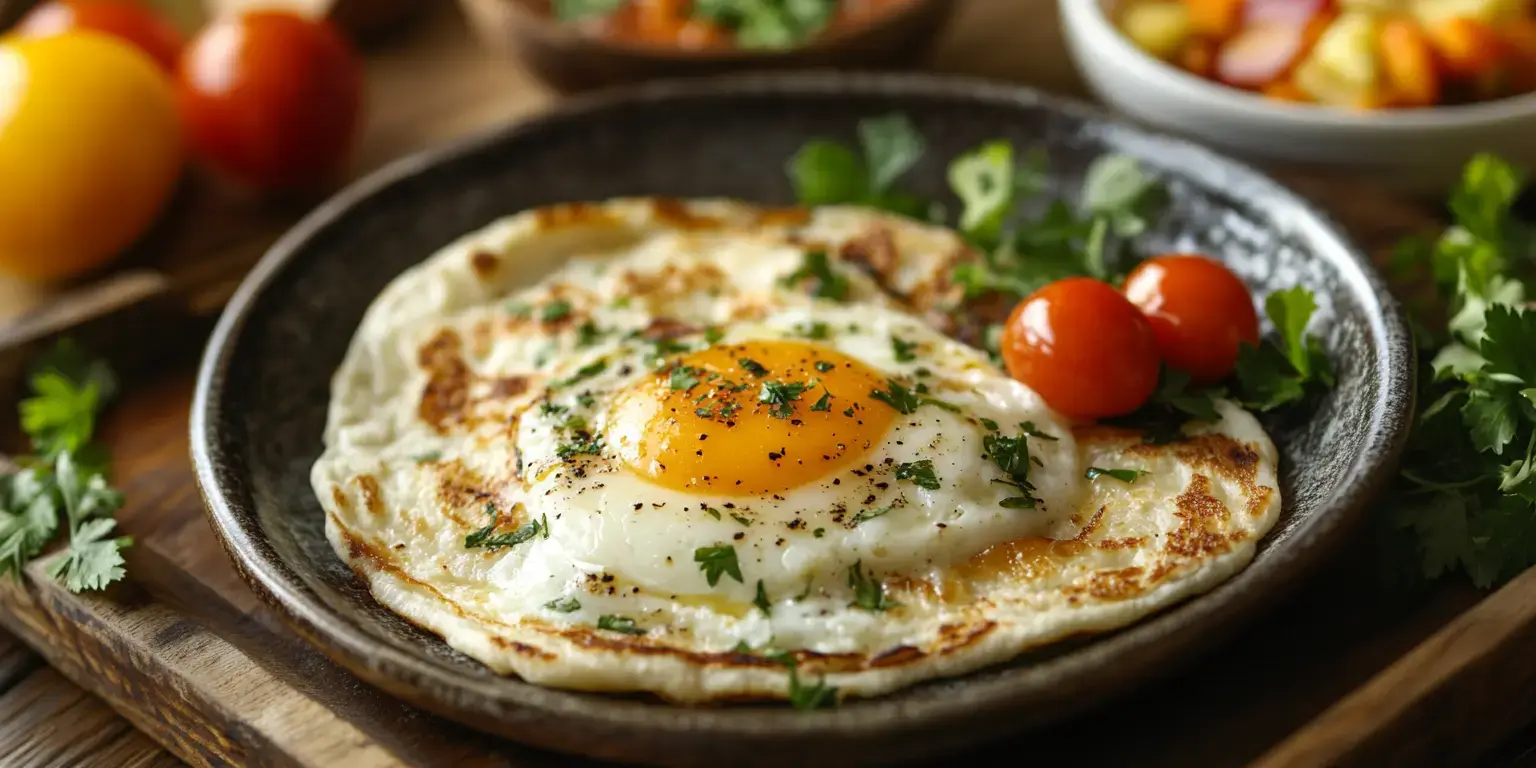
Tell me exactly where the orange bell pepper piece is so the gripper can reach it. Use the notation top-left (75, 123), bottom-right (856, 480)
top-left (1379, 18), bottom-right (1442, 106)
top-left (1429, 17), bottom-right (1506, 80)
top-left (1185, 0), bottom-right (1244, 38)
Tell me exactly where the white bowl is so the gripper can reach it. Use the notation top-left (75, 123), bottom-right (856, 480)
top-left (1059, 0), bottom-right (1536, 193)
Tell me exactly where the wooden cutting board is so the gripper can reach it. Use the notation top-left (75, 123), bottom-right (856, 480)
top-left (4, 2), bottom-right (1535, 767)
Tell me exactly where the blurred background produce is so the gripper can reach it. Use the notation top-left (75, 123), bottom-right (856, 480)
top-left (0, 0), bottom-right (368, 284)
top-left (1116, 0), bottom-right (1536, 109)
top-left (0, 31), bottom-right (182, 281)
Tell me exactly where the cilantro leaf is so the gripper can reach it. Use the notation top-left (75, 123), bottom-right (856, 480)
top-left (753, 579), bottom-right (772, 615)
top-left (894, 460), bottom-right (940, 490)
top-left (858, 113), bottom-right (924, 195)
top-left (544, 597), bottom-right (581, 612)
top-left (781, 250), bottom-right (849, 301)
top-left (1234, 287), bottom-right (1332, 412)
top-left (948, 140), bottom-right (1014, 248)
top-left (20, 371), bottom-right (103, 462)
top-left (694, 544), bottom-right (744, 587)
top-left (596, 615), bottom-right (646, 635)
top-left (464, 506), bottom-right (547, 551)
top-left (0, 470), bottom-right (60, 581)
top-left (850, 506), bottom-right (894, 525)
top-left (846, 560), bottom-right (897, 611)
top-left (770, 651), bottom-right (837, 710)
top-left (1464, 387), bottom-right (1521, 455)
top-left (44, 517), bottom-right (130, 593)
top-left (788, 141), bottom-right (866, 206)
top-left (890, 335), bottom-right (918, 363)
top-left (1085, 467), bottom-right (1149, 484)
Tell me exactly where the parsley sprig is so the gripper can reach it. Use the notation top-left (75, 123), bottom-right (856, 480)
top-left (1383, 154), bottom-right (1536, 588)
top-left (1, 341), bottom-right (130, 592)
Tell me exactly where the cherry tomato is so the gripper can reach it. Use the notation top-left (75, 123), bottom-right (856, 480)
top-left (1123, 254), bottom-right (1259, 384)
top-left (0, 33), bottom-right (182, 282)
top-left (1001, 277), bottom-right (1162, 421)
top-left (15, 1), bottom-right (184, 72)
top-left (176, 10), bottom-right (363, 190)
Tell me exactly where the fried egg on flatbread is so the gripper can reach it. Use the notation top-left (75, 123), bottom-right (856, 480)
top-left (313, 198), bottom-right (1280, 703)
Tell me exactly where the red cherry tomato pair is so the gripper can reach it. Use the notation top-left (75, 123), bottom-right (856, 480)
top-left (1000, 255), bottom-right (1259, 421)
top-left (18, 1), bottom-right (364, 190)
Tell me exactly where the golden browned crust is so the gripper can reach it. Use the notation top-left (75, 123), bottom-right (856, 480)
top-left (417, 329), bottom-right (471, 434)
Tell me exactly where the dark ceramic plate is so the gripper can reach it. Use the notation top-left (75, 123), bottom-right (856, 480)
top-left (191, 73), bottom-right (1414, 767)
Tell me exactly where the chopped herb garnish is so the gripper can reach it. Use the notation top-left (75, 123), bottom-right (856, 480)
top-left (703, 505), bottom-right (723, 520)
top-left (980, 418), bottom-right (1000, 431)
top-left (810, 390), bottom-right (832, 412)
top-left (669, 365), bottom-right (703, 391)
top-left (540, 401), bottom-right (567, 417)
top-left (869, 379), bottom-right (958, 415)
top-left (781, 250), bottom-right (849, 301)
top-left (694, 544), bottom-right (744, 587)
top-left (769, 651), bottom-right (838, 710)
top-left (984, 428), bottom-right (1038, 509)
top-left (718, 402), bottom-right (742, 419)
top-left (1019, 421), bottom-right (1058, 441)
top-left (894, 460), bottom-right (940, 490)
top-left (731, 513), bottom-right (752, 526)
top-left (539, 299), bottom-right (573, 323)
top-left (754, 580), bottom-right (772, 615)
top-left (575, 321), bottom-right (605, 347)
top-left (842, 407), bottom-right (855, 417)
top-left (575, 392), bottom-right (596, 409)
top-left (1085, 467), bottom-right (1149, 484)
top-left (846, 560), bottom-right (898, 611)
top-left (411, 451), bottom-right (441, 463)
top-left (552, 360), bottom-right (607, 389)
top-left (739, 358), bottom-right (769, 377)
top-left (851, 506), bottom-right (894, 525)
top-left (891, 336), bottom-right (918, 362)
top-left (560, 414), bottom-right (588, 432)
top-left (596, 615), bottom-right (645, 635)
top-left (556, 435), bottom-right (604, 461)
top-left (695, 407), bottom-right (715, 418)
top-left (544, 597), bottom-right (581, 612)
top-left (464, 506), bottom-right (546, 551)
top-left (815, 361), bottom-right (835, 373)
top-left (795, 321), bottom-right (831, 340)
top-left (813, 527), bottom-right (826, 538)
top-left (759, 380), bottom-right (811, 419)
top-left (704, 326), bottom-right (725, 344)
top-left (505, 300), bottom-right (532, 318)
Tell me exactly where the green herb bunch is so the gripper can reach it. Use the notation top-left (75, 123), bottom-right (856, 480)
top-left (1, 342), bottom-right (130, 592)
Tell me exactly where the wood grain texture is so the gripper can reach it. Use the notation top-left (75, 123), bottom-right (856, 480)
top-left (0, 660), bottom-right (182, 768)
top-left (1258, 563), bottom-right (1536, 768)
top-left (0, 1), bottom-right (1527, 767)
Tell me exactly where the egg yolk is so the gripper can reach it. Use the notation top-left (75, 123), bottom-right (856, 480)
top-left (610, 339), bottom-right (896, 496)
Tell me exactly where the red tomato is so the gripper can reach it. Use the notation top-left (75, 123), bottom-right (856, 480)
top-left (1001, 277), bottom-right (1162, 421)
top-left (176, 10), bottom-right (363, 190)
top-left (1123, 254), bottom-right (1260, 384)
top-left (15, 0), bottom-right (184, 71)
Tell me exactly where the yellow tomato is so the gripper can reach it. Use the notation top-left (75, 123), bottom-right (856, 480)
top-left (0, 32), bottom-right (182, 281)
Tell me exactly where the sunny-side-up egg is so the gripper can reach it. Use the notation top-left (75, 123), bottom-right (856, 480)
top-left (314, 198), bottom-right (1282, 704)
top-left (499, 303), bottom-right (1080, 653)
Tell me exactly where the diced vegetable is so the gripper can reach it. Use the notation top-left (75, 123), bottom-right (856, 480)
top-left (1427, 17), bottom-right (1506, 78)
top-left (1122, 1), bottom-right (1193, 59)
top-left (1217, 21), bottom-right (1310, 87)
top-left (1186, 0), bottom-right (1245, 36)
top-left (1379, 17), bottom-right (1441, 106)
top-left (1114, 0), bottom-right (1536, 108)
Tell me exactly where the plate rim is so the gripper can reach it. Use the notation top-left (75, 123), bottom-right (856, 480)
top-left (190, 71), bottom-right (1416, 763)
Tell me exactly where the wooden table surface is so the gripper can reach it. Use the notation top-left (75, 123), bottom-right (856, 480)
top-left (5, 1), bottom-right (1536, 766)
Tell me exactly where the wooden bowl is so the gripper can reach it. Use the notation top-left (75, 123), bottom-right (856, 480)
top-left (457, 0), bottom-right (959, 91)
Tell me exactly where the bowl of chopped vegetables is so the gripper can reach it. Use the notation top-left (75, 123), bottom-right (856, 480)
top-left (458, 0), bottom-right (956, 91)
top-left (1060, 0), bottom-right (1536, 192)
